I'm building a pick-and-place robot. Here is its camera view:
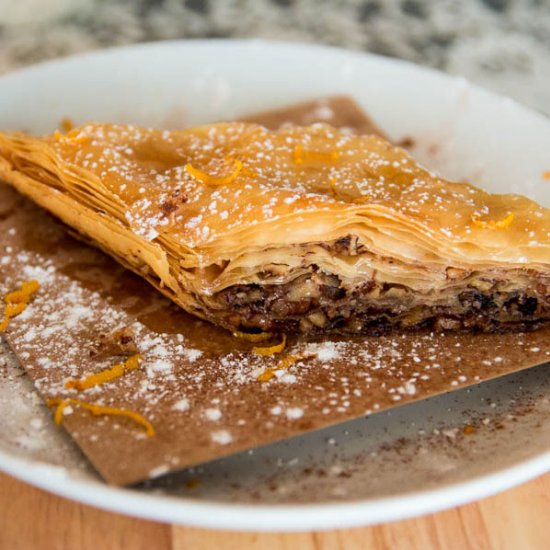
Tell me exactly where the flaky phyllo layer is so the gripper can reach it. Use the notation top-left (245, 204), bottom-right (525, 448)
top-left (0, 122), bottom-right (548, 334)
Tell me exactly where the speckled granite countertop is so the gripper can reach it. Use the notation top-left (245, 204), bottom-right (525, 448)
top-left (1, 0), bottom-right (549, 114)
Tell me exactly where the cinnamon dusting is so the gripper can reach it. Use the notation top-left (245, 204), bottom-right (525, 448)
top-left (185, 478), bottom-right (201, 490)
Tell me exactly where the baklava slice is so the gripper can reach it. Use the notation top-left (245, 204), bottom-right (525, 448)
top-left (0, 122), bottom-right (548, 334)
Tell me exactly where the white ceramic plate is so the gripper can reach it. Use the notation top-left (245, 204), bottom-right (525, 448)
top-left (0, 40), bottom-right (549, 531)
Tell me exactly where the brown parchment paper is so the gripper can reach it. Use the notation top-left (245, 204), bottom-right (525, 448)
top-left (0, 98), bottom-right (548, 486)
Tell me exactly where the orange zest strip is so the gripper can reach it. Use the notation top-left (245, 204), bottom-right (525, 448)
top-left (50, 398), bottom-right (69, 426)
top-left (0, 280), bottom-right (40, 332)
top-left (276, 354), bottom-right (307, 370)
top-left (54, 128), bottom-right (89, 145)
top-left (472, 212), bottom-right (515, 230)
top-left (233, 330), bottom-right (274, 343)
top-left (65, 354), bottom-right (142, 391)
top-left (184, 159), bottom-right (243, 186)
top-left (4, 280), bottom-right (40, 304)
top-left (293, 144), bottom-right (340, 165)
top-left (258, 353), bottom-right (312, 382)
top-left (46, 398), bottom-right (155, 437)
top-left (257, 368), bottom-right (277, 382)
top-left (252, 334), bottom-right (287, 356)
top-left (67, 130), bottom-right (89, 145)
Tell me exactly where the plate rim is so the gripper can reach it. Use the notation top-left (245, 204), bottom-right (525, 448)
top-left (1, 444), bottom-right (550, 531)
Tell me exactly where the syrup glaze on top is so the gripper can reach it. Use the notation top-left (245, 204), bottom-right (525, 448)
top-left (35, 122), bottom-right (548, 264)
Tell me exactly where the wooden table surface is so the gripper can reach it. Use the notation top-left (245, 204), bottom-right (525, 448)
top-left (1, 471), bottom-right (548, 550)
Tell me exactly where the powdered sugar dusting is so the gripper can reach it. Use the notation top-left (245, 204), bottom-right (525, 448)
top-left (286, 407), bottom-right (304, 420)
top-left (204, 408), bottom-right (222, 421)
top-left (172, 398), bottom-right (190, 412)
top-left (211, 430), bottom-right (232, 445)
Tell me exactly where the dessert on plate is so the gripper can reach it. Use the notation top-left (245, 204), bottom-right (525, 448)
top-left (1, 97), bottom-right (549, 486)
top-left (0, 121), bottom-right (548, 336)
